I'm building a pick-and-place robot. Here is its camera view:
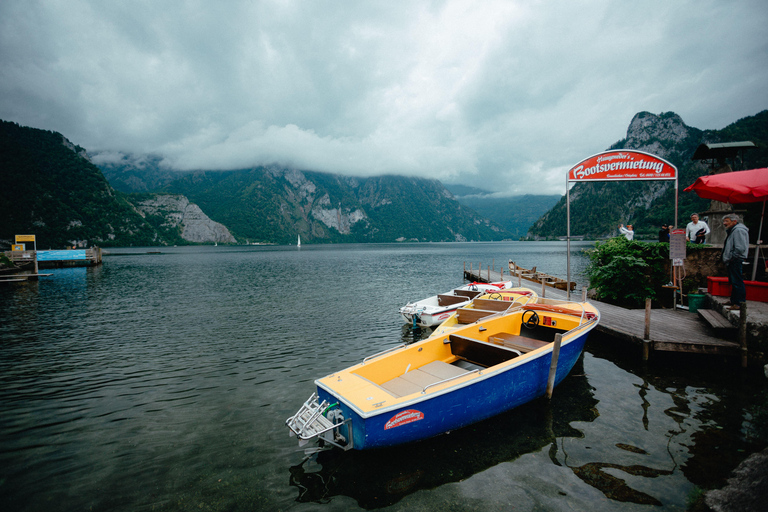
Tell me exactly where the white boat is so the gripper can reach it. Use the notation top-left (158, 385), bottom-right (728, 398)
top-left (399, 281), bottom-right (513, 328)
top-left (297, 235), bottom-right (301, 247)
top-left (431, 287), bottom-right (538, 337)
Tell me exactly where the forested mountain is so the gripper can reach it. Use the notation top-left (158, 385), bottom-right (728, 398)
top-left (0, 120), bottom-right (182, 248)
top-left (1, 119), bottom-right (509, 247)
top-left (6, 110), bottom-right (766, 248)
top-left (157, 168), bottom-right (509, 244)
top-left (528, 110), bottom-right (768, 239)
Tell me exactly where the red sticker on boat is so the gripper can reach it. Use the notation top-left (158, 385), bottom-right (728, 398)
top-left (385, 409), bottom-right (424, 429)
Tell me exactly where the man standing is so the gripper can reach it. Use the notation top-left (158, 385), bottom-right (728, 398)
top-left (686, 213), bottom-right (710, 244)
top-left (658, 224), bottom-right (670, 243)
top-left (722, 213), bottom-right (749, 309)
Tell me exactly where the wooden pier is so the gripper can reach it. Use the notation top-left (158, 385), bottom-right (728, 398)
top-left (464, 264), bottom-right (744, 359)
top-left (4, 247), bottom-right (102, 269)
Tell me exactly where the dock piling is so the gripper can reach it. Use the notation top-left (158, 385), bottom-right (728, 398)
top-left (643, 298), bottom-right (652, 361)
top-left (739, 302), bottom-right (748, 368)
top-left (546, 333), bottom-right (563, 399)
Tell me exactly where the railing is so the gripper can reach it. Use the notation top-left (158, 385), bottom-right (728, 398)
top-left (362, 344), bottom-right (407, 364)
top-left (422, 369), bottom-right (480, 394)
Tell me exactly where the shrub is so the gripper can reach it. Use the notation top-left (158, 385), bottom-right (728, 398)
top-left (586, 237), bottom-right (668, 308)
top-left (0, 253), bottom-right (13, 269)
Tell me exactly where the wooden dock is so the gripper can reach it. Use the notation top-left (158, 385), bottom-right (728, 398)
top-left (4, 247), bottom-right (102, 269)
top-left (464, 265), bottom-right (742, 358)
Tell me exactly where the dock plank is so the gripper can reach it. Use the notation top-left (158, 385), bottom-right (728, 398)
top-left (698, 309), bottom-right (736, 330)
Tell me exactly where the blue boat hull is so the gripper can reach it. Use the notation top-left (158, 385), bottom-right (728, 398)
top-left (317, 329), bottom-right (590, 450)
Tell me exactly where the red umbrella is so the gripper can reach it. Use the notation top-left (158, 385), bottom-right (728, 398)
top-left (684, 167), bottom-right (768, 203)
top-left (684, 167), bottom-right (768, 279)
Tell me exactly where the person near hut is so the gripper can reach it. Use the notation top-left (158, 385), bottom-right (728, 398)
top-left (685, 213), bottom-right (710, 244)
top-left (722, 213), bottom-right (749, 309)
top-left (658, 224), bottom-right (670, 243)
top-left (619, 224), bottom-right (634, 241)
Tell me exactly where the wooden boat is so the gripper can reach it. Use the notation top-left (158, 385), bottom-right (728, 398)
top-left (508, 260), bottom-right (576, 291)
top-left (398, 281), bottom-right (513, 328)
top-left (430, 287), bottom-right (538, 337)
top-left (286, 298), bottom-right (599, 452)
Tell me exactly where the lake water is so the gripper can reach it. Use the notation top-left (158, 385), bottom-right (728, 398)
top-left (1, 242), bottom-right (765, 511)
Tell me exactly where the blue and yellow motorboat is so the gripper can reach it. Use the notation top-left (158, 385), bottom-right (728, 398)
top-left (286, 299), bottom-right (599, 452)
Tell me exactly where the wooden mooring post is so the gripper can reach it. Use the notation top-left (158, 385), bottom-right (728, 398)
top-left (546, 333), bottom-right (563, 399)
top-left (643, 297), bottom-right (652, 361)
top-left (739, 302), bottom-right (748, 368)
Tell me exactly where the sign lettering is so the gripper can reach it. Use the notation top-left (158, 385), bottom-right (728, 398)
top-left (568, 150), bottom-right (677, 182)
top-left (384, 409), bottom-right (424, 430)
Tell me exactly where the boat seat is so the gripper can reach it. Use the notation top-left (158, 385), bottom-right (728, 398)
top-left (456, 308), bottom-right (497, 324)
top-left (380, 361), bottom-right (469, 398)
top-left (471, 298), bottom-right (514, 312)
top-left (420, 360), bottom-right (468, 380)
top-left (449, 334), bottom-right (521, 367)
top-left (437, 294), bottom-right (470, 307)
top-left (488, 333), bottom-right (550, 353)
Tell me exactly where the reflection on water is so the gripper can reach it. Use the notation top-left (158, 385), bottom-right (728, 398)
top-left (1, 243), bottom-right (766, 512)
top-left (290, 357), bottom-right (597, 509)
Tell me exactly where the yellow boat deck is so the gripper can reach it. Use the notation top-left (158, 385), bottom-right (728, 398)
top-left (317, 302), bottom-right (598, 415)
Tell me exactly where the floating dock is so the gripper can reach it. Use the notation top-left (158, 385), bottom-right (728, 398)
top-left (463, 264), bottom-right (763, 361)
top-left (4, 247), bottom-right (102, 269)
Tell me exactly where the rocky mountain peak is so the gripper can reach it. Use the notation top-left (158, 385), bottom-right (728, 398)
top-left (623, 111), bottom-right (693, 160)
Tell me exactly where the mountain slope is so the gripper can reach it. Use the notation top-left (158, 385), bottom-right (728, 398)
top-left (0, 120), bottom-right (169, 247)
top-left (160, 168), bottom-right (509, 243)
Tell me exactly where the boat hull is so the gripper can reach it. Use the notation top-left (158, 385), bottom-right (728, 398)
top-left (399, 306), bottom-right (460, 327)
top-left (316, 328), bottom-right (590, 450)
top-left (398, 281), bottom-right (515, 328)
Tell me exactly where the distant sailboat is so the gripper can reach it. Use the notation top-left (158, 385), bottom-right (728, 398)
top-left (297, 235), bottom-right (301, 248)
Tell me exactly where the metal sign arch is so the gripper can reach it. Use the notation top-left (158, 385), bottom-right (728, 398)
top-left (565, 150), bottom-right (679, 299)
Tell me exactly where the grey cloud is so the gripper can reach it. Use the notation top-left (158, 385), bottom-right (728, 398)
top-left (1, 0), bottom-right (766, 196)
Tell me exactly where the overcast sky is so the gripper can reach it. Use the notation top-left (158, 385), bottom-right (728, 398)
top-left (1, 1), bottom-right (766, 195)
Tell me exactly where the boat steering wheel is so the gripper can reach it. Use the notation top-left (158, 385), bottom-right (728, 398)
top-left (522, 310), bottom-right (539, 329)
top-left (488, 292), bottom-right (502, 300)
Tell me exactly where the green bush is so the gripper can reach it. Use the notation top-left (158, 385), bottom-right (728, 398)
top-left (586, 237), bottom-right (669, 308)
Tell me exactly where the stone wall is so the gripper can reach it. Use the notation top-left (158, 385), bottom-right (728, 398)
top-left (663, 245), bottom-right (766, 290)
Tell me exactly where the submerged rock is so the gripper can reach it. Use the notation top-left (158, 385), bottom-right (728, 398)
top-left (706, 447), bottom-right (768, 512)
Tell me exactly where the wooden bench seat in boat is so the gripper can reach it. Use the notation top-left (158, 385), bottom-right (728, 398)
top-left (454, 289), bottom-right (482, 299)
top-left (449, 334), bottom-right (522, 368)
top-left (487, 333), bottom-right (550, 353)
top-left (456, 308), bottom-right (498, 324)
top-left (471, 298), bottom-right (514, 312)
top-left (437, 294), bottom-right (470, 307)
top-left (380, 361), bottom-right (469, 398)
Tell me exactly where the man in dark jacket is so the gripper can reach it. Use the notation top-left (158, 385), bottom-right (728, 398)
top-left (722, 213), bottom-right (750, 309)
